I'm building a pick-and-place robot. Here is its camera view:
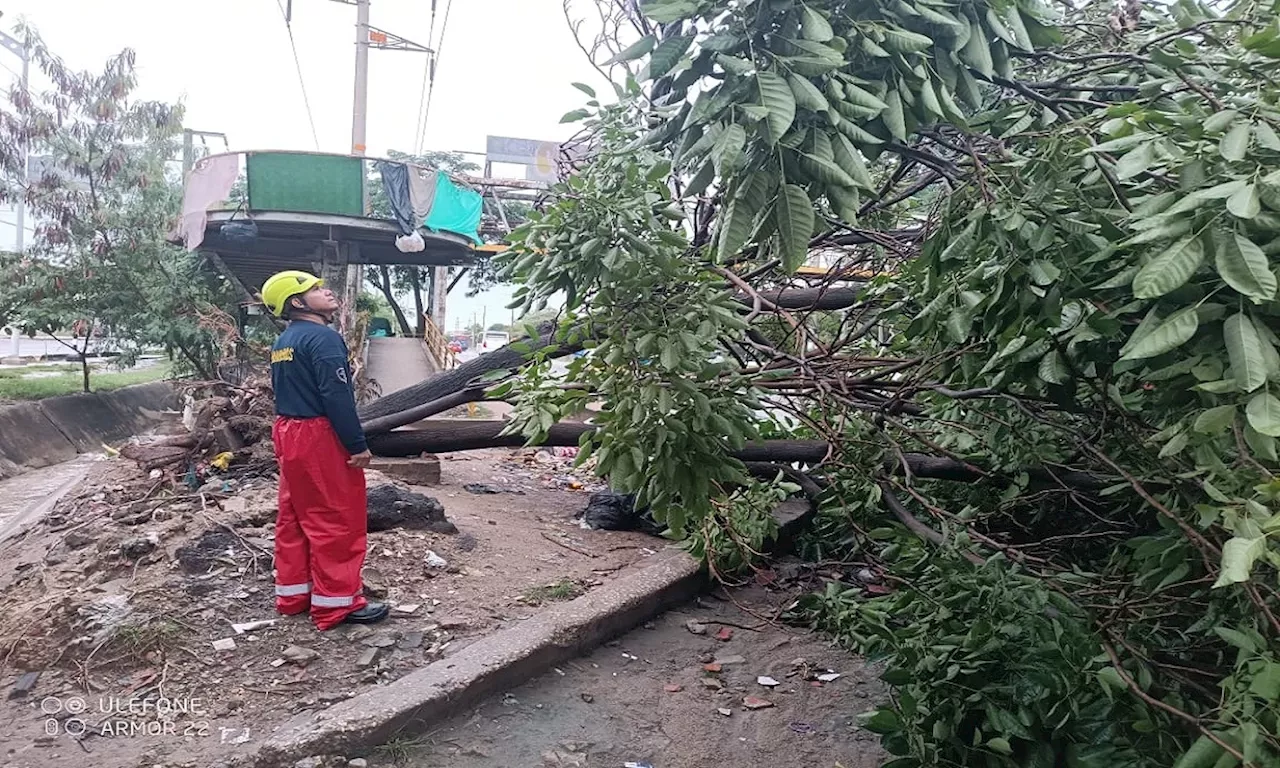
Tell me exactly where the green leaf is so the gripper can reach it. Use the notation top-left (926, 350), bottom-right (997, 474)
top-left (639, 0), bottom-right (699, 23)
top-left (882, 28), bottom-right (934, 54)
top-left (1246, 392), bottom-right (1280, 436)
top-left (1225, 313), bottom-right (1269, 393)
top-left (800, 5), bottom-right (834, 42)
top-left (1038, 349), bottom-right (1069, 384)
top-left (960, 22), bottom-right (995, 76)
top-left (712, 123), bottom-right (746, 174)
top-left (1245, 422), bottom-right (1279, 460)
top-left (800, 152), bottom-right (857, 188)
top-left (843, 83), bottom-right (889, 113)
top-left (1227, 184), bottom-right (1262, 219)
top-left (883, 90), bottom-right (907, 141)
top-left (1172, 735), bottom-right (1226, 768)
top-left (1132, 234), bottom-right (1206, 298)
top-left (1213, 535), bottom-right (1266, 587)
top-left (1220, 120), bottom-right (1252, 162)
top-left (1159, 430), bottom-right (1189, 457)
top-left (832, 133), bottom-right (874, 189)
top-left (647, 35), bottom-right (694, 80)
top-left (787, 74), bottom-right (828, 112)
top-left (1256, 121), bottom-right (1280, 151)
top-left (987, 738), bottom-right (1013, 756)
top-left (571, 82), bottom-right (596, 98)
top-left (609, 35), bottom-right (656, 64)
top-left (717, 174), bottom-right (771, 260)
top-left (1216, 233), bottom-right (1277, 300)
top-left (947, 306), bottom-right (974, 342)
top-left (757, 70), bottom-right (797, 145)
top-left (1115, 142), bottom-right (1154, 180)
top-left (776, 183), bottom-right (815, 272)
top-left (1193, 405), bottom-right (1236, 434)
top-left (1120, 307), bottom-right (1200, 361)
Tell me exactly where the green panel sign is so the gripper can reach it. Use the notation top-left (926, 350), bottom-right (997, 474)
top-left (246, 153), bottom-right (365, 216)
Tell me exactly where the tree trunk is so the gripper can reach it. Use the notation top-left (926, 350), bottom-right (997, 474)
top-left (410, 268), bottom-right (425, 336)
top-left (360, 387), bottom-right (486, 435)
top-left (367, 420), bottom-right (1108, 489)
top-left (356, 321), bottom-right (580, 421)
top-left (375, 266), bottom-right (413, 337)
top-left (80, 354), bottom-right (90, 393)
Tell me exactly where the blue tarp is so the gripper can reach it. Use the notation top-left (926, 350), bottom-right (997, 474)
top-left (424, 173), bottom-right (484, 245)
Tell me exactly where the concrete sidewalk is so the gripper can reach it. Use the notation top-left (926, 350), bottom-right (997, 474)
top-left (365, 337), bottom-right (437, 401)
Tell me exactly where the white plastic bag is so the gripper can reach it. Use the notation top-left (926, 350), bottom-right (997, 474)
top-left (395, 232), bottom-right (425, 253)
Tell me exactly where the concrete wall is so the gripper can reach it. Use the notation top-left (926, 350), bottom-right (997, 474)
top-left (0, 382), bottom-right (177, 480)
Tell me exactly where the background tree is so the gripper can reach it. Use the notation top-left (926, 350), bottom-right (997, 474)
top-left (0, 25), bottom-right (235, 389)
top-left (489, 0), bottom-right (1280, 764)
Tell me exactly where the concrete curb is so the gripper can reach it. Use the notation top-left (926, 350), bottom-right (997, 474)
top-left (237, 548), bottom-right (706, 767)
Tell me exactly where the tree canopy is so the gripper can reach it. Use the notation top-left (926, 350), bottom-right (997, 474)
top-left (492, 0), bottom-right (1280, 764)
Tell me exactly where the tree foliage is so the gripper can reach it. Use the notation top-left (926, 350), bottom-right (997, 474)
top-left (0, 26), bottom-right (235, 386)
top-left (495, 0), bottom-right (1280, 764)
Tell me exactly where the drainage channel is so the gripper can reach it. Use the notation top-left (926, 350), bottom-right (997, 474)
top-left (0, 455), bottom-right (100, 544)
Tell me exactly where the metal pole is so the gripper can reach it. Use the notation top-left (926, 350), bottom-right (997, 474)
top-left (13, 31), bottom-right (29, 254)
top-left (182, 129), bottom-right (194, 176)
top-left (352, 0), bottom-right (370, 156)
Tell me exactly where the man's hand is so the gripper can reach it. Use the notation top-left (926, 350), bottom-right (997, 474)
top-left (348, 450), bottom-right (373, 468)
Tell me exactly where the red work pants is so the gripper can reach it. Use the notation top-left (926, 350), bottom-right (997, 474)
top-left (271, 416), bottom-right (368, 630)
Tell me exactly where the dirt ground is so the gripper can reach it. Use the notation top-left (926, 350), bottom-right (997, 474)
top-left (379, 587), bottom-right (889, 768)
top-left (0, 441), bottom-right (666, 768)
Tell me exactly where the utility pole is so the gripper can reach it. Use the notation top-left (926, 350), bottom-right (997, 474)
top-left (321, 0), bottom-right (434, 158)
top-left (0, 20), bottom-right (29, 253)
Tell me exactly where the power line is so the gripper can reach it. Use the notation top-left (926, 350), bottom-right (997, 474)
top-left (415, 0), bottom-right (452, 154)
top-left (412, 0), bottom-right (439, 156)
top-left (275, 0), bottom-right (321, 150)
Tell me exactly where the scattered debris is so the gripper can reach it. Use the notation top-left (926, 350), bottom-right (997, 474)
top-left (703, 663), bottom-right (722, 673)
top-left (282, 645), bottom-right (320, 666)
top-left (789, 721), bottom-right (818, 734)
top-left (356, 649), bottom-right (378, 668)
top-left (212, 637), bottom-right (237, 651)
top-left (716, 627), bottom-right (734, 642)
top-left (463, 483), bottom-right (505, 495)
top-left (393, 603), bottom-right (420, 614)
top-left (424, 550), bottom-right (449, 569)
top-left (623, 762), bottom-right (654, 768)
top-left (362, 633), bottom-right (398, 649)
top-left (701, 678), bottom-right (723, 690)
top-left (663, 684), bottom-right (683, 693)
top-left (685, 620), bottom-right (707, 635)
top-left (397, 632), bottom-right (424, 651)
top-left (232, 619), bottom-right (277, 634)
top-left (817, 672), bottom-right (842, 682)
top-left (718, 707), bottom-right (733, 717)
top-left (365, 484), bottom-right (457, 534)
top-left (743, 696), bottom-right (775, 710)
top-left (8, 671), bottom-right (39, 699)
top-left (580, 693), bottom-right (594, 703)
top-left (119, 532), bottom-right (160, 559)
top-left (758, 676), bottom-right (780, 687)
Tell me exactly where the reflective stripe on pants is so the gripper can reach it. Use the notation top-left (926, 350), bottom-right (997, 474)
top-left (272, 416), bottom-right (369, 630)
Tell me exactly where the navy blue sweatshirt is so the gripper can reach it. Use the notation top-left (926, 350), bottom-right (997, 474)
top-left (270, 321), bottom-right (367, 455)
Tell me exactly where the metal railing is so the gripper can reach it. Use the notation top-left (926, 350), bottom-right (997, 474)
top-left (421, 313), bottom-right (458, 371)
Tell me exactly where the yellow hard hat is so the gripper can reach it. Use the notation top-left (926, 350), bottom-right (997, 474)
top-left (261, 270), bottom-right (323, 317)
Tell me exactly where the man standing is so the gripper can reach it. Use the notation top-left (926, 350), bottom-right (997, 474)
top-left (261, 270), bottom-right (389, 630)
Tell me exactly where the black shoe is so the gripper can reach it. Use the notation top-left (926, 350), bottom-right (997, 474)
top-left (341, 601), bottom-right (390, 625)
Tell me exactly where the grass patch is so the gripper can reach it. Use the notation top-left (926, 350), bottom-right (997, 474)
top-left (0, 362), bottom-right (171, 400)
top-left (521, 578), bottom-right (585, 606)
top-left (111, 618), bottom-right (185, 656)
top-left (375, 735), bottom-right (430, 764)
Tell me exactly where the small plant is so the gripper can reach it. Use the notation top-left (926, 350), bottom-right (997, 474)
top-left (111, 618), bottom-right (184, 656)
top-left (521, 578), bottom-right (585, 605)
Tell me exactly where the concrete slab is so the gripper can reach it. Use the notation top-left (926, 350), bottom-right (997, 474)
top-left (235, 548), bottom-right (705, 767)
top-left (37, 392), bottom-right (131, 452)
top-left (0, 403), bottom-right (76, 479)
top-left (101, 382), bottom-right (178, 432)
top-left (367, 455), bottom-right (441, 486)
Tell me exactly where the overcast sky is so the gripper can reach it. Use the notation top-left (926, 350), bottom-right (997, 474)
top-left (0, 0), bottom-right (613, 328)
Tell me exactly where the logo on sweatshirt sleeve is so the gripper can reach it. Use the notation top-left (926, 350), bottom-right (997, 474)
top-left (336, 366), bottom-right (348, 384)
